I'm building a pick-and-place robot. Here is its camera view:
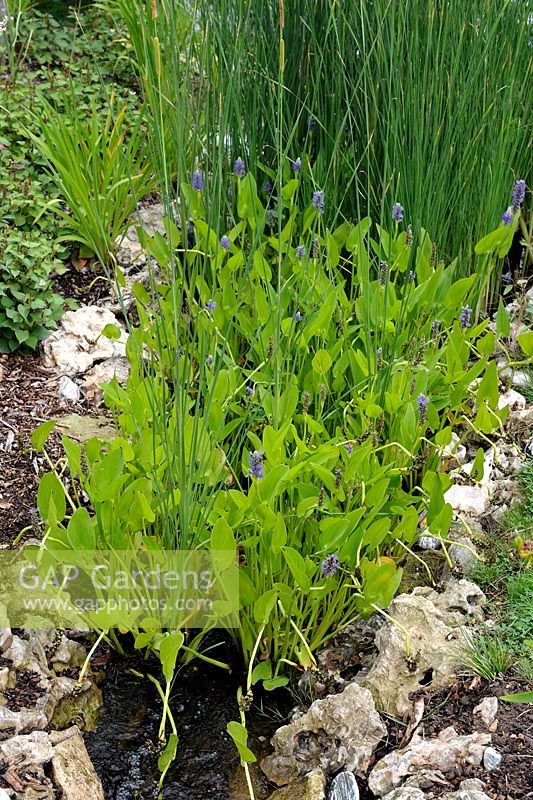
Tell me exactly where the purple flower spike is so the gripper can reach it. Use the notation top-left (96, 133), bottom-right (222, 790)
top-left (321, 553), bottom-right (340, 577)
top-left (501, 207), bottom-right (513, 225)
top-left (245, 385), bottom-right (254, 396)
top-left (205, 300), bottom-right (216, 312)
top-left (459, 305), bottom-right (472, 329)
top-left (193, 170), bottom-right (203, 191)
top-left (248, 450), bottom-right (264, 479)
top-left (416, 393), bottom-right (430, 425)
top-left (392, 202), bottom-right (404, 223)
top-left (220, 235), bottom-right (231, 251)
top-left (234, 157), bottom-right (246, 178)
top-left (263, 179), bottom-right (273, 195)
top-left (308, 115), bottom-right (317, 132)
top-left (344, 442), bottom-right (353, 455)
top-left (295, 245), bottom-right (306, 259)
top-left (312, 190), bottom-right (325, 215)
top-left (294, 311), bottom-right (303, 322)
top-left (291, 157), bottom-right (302, 173)
top-left (512, 179), bottom-right (526, 212)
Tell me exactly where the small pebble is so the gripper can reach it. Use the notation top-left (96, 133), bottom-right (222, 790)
top-left (473, 696), bottom-right (498, 728)
top-left (58, 375), bottom-right (81, 403)
top-left (328, 771), bottom-right (359, 800)
top-left (418, 535), bottom-right (441, 550)
top-left (483, 746), bottom-right (503, 771)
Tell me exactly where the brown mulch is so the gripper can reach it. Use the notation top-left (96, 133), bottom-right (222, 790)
top-left (358, 673), bottom-right (533, 800)
top-left (51, 259), bottom-right (111, 306)
top-left (417, 675), bottom-right (533, 799)
top-left (3, 669), bottom-right (46, 712)
top-left (0, 351), bottom-right (109, 547)
top-left (0, 353), bottom-right (68, 546)
top-left (0, 259), bottom-right (118, 547)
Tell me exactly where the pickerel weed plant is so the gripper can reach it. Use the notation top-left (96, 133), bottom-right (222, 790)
top-left (30, 166), bottom-right (531, 787)
top-left (23, 0), bottom-right (532, 788)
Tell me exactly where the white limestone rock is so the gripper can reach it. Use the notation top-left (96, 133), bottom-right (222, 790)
top-left (444, 484), bottom-right (490, 517)
top-left (43, 306), bottom-right (127, 375)
top-left (497, 389), bottom-right (526, 411)
top-left (357, 593), bottom-right (462, 717)
top-left (50, 726), bottom-right (105, 800)
top-left (368, 726), bottom-right (490, 796)
top-left (261, 683), bottom-right (386, 785)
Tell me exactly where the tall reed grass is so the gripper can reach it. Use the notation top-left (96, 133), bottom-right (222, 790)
top-left (96, 0), bottom-right (531, 555)
top-left (109, 0), bottom-right (531, 266)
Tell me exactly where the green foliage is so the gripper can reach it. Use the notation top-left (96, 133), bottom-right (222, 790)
top-left (22, 3), bottom-right (530, 776)
top-left (470, 513), bottom-right (533, 681)
top-left (458, 629), bottom-right (515, 681)
top-left (501, 687), bottom-right (533, 704)
top-left (0, 4), bottom-right (144, 350)
top-left (108, 0), bottom-right (532, 271)
top-left (226, 720), bottom-right (256, 764)
top-left (34, 171), bottom-right (505, 679)
top-left (0, 227), bottom-right (65, 351)
top-left (30, 94), bottom-right (155, 264)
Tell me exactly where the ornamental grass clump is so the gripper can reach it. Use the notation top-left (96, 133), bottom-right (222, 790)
top-left (29, 95), bottom-right (155, 264)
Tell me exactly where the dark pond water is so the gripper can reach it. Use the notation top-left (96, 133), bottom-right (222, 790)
top-left (84, 642), bottom-right (285, 800)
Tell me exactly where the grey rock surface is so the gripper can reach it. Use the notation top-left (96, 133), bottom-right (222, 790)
top-left (0, 626), bottom-right (12, 652)
top-left (482, 746), bottom-right (502, 771)
top-left (50, 726), bottom-right (105, 800)
top-left (443, 778), bottom-right (492, 800)
top-left (50, 636), bottom-right (86, 671)
top-left (492, 441), bottom-right (524, 477)
top-left (414, 579), bottom-right (486, 626)
top-left (0, 730), bottom-right (54, 766)
top-left (0, 704), bottom-right (50, 734)
top-left (417, 535), bottom-right (441, 551)
top-left (473, 697), bottom-right (498, 729)
top-left (261, 683), bottom-right (386, 786)
top-left (115, 202), bottom-right (168, 269)
top-left (58, 375), bottom-right (81, 403)
top-left (446, 538), bottom-right (479, 575)
top-left (2, 635), bottom-right (51, 680)
top-left (499, 366), bottom-right (531, 390)
top-left (381, 790), bottom-right (426, 800)
top-left (328, 771), bottom-right (359, 800)
top-left (55, 413), bottom-right (116, 443)
top-left (357, 592), bottom-right (464, 716)
top-left (368, 726), bottom-right (490, 797)
top-left (83, 356), bottom-right (130, 403)
top-left (380, 779), bottom-right (492, 800)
